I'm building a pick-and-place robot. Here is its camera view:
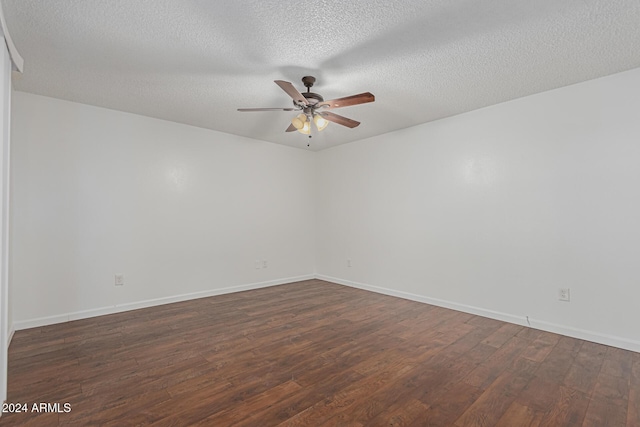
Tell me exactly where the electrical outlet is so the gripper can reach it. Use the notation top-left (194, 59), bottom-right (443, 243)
top-left (115, 274), bottom-right (124, 286)
top-left (558, 288), bottom-right (570, 302)
top-left (255, 260), bottom-right (261, 269)
top-left (262, 260), bottom-right (268, 269)
top-left (347, 259), bottom-right (352, 268)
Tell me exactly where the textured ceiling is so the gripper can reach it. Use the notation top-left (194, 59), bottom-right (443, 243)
top-left (3, 0), bottom-right (640, 151)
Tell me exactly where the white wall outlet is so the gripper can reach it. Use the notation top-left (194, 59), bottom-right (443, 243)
top-left (255, 260), bottom-right (261, 269)
top-left (115, 274), bottom-right (124, 286)
top-left (347, 259), bottom-right (352, 267)
top-left (262, 260), bottom-right (268, 269)
top-left (559, 288), bottom-right (570, 301)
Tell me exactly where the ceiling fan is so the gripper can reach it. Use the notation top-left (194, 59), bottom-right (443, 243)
top-left (238, 76), bottom-right (374, 136)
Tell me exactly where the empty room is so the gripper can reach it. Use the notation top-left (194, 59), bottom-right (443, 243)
top-left (0, 0), bottom-right (639, 425)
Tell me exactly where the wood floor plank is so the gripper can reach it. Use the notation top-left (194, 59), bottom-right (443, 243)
top-left (602, 346), bottom-right (634, 379)
top-left (583, 396), bottom-right (628, 427)
top-left (583, 353), bottom-right (632, 427)
top-left (317, 346), bottom-right (472, 425)
top-left (234, 370), bottom-right (365, 427)
top-left (495, 402), bottom-right (543, 427)
top-left (534, 336), bottom-right (581, 385)
top-left (1, 279), bottom-right (638, 426)
top-left (367, 398), bottom-right (429, 426)
top-left (195, 380), bottom-right (303, 426)
top-left (454, 357), bottom-right (539, 427)
top-left (64, 388), bottom-right (172, 425)
top-left (278, 364), bottom-right (416, 426)
top-left (520, 332), bottom-right (560, 363)
top-left (563, 341), bottom-right (607, 395)
top-left (538, 385), bottom-right (590, 427)
top-left (593, 373), bottom-right (630, 401)
top-left (516, 376), bottom-right (564, 413)
top-left (410, 381), bottom-right (483, 427)
top-left (481, 323), bottom-right (523, 349)
top-left (455, 372), bottom-right (531, 427)
top-left (462, 335), bottom-right (530, 390)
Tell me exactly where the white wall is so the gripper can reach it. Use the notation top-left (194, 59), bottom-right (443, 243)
top-left (10, 92), bottom-right (316, 327)
top-left (317, 67), bottom-right (640, 352)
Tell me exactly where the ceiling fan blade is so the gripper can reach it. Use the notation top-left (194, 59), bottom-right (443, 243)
top-left (285, 123), bottom-right (297, 132)
top-left (237, 107), bottom-right (297, 112)
top-left (274, 80), bottom-right (309, 105)
top-left (319, 111), bottom-right (360, 128)
top-left (316, 92), bottom-right (374, 110)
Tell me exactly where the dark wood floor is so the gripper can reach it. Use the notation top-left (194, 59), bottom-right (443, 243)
top-left (1, 279), bottom-right (638, 426)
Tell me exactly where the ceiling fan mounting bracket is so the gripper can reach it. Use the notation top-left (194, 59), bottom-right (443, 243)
top-left (302, 76), bottom-right (316, 90)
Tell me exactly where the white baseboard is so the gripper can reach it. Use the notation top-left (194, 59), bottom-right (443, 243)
top-left (13, 274), bottom-right (315, 331)
top-left (317, 274), bottom-right (640, 353)
top-left (6, 326), bottom-right (13, 348)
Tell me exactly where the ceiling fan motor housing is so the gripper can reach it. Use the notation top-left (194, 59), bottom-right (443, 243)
top-left (300, 92), bottom-right (324, 106)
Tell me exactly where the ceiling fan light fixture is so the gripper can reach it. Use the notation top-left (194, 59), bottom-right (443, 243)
top-left (291, 117), bottom-right (303, 129)
top-left (313, 114), bottom-right (329, 131)
top-left (291, 113), bottom-right (306, 130)
top-left (298, 120), bottom-right (311, 135)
